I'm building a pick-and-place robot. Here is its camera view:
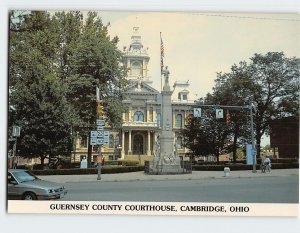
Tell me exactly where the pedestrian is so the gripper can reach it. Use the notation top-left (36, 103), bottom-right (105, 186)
top-left (262, 155), bottom-right (271, 173)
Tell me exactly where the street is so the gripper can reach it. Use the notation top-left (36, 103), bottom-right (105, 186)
top-left (61, 175), bottom-right (298, 203)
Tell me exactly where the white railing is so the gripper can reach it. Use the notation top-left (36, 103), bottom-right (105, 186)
top-left (122, 121), bottom-right (158, 127)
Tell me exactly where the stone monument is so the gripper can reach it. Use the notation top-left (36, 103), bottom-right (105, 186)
top-left (149, 67), bottom-right (185, 174)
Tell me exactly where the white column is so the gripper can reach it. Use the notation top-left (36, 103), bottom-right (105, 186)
top-left (128, 130), bottom-right (132, 154)
top-left (121, 130), bottom-right (125, 159)
top-left (147, 106), bottom-right (150, 122)
top-left (129, 108), bottom-right (132, 122)
top-left (153, 108), bottom-right (156, 123)
top-left (147, 130), bottom-right (151, 156)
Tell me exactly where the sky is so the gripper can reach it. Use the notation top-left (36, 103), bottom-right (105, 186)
top-left (95, 11), bottom-right (300, 146)
top-left (97, 11), bottom-right (300, 98)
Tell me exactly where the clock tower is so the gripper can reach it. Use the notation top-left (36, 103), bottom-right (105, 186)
top-left (123, 27), bottom-right (152, 84)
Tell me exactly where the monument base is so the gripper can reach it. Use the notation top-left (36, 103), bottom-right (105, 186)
top-left (146, 157), bottom-right (192, 175)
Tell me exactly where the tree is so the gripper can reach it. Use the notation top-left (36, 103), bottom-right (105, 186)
top-left (9, 11), bottom-right (129, 167)
top-left (212, 65), bottom-right (253, 162)
top-left (182, 99), bottom-right (231, 162)
top-left (212, 52), bottom-right (300, 158)
top-left (9, 11), bottom-right (78, 165)
top-left (65, 11), bottom-right (128, 165)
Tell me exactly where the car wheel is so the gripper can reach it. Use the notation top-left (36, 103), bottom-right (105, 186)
top-left (23, 192), bottom-right (37, 200)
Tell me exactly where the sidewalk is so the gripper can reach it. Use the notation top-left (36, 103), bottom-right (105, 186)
top-left (39, 168), bottom-right (299, 183)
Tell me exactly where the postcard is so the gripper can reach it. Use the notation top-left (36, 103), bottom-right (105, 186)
top-left (7, 10), bottom-right (299, 218)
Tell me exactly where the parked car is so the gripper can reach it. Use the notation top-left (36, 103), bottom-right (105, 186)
top-left (7, 169), bottom-right (67, 200)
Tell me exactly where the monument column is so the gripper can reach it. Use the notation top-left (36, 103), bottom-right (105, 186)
top-left (160, 66), bottom-right (174, 157)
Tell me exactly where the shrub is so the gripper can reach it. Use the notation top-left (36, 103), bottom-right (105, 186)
top-left (192, 163), bottom-right (298, 171)
top-left (33, 165), bottom-right (144, 176)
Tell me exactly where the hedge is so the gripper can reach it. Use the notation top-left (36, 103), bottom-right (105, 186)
top-left (33, 165), bottom-right (145, 176)
top-left (192, 163), bottom-right (299, 171)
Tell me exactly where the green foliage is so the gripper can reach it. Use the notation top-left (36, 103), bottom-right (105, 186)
top-left (182, 104), bottom-right (231, 161)
top-left (211, 52), bottom-right (299, 158)
top-left (32, 166), bottom-right (145, 175)
top-left (8, 10), bottom-right (128, 165)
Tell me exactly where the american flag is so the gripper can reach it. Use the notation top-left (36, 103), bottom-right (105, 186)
top-left (160, 32), bottom-right (164, 74)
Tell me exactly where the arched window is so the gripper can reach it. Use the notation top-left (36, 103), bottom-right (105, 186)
top-left (109, 135), bottom-right (114, 148)
top-left (115, 135), bottom-right (120, 148)
top-left (157, 113), bottom-right (161, 127)
top-left (176, 114), bottom-right (182, 128)
top-left (131, 61), bottom-right (141, 76)
top-left (177, 136), bottom-right (182, 149)
top-left (134, 111), bottom-right (144, 122)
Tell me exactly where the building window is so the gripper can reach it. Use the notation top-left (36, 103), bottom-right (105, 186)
top-left (80, 136), bottom-right (87, 147)
top-left (182, 94), bottom-right (187, 100)
top-left (177, 136), bottom-right (182, 149)
top-left (176, 114), bottom-right (182, 128)
top-left (109, 135), bottom-right (114, 148)
top-left (115, 135), bottom-right (120, 147)
top-left (157, 113), bottom-right (161, 127)
top-left (132, 61), bottom-right (142, 76)
top-left (134, 111), bottom-right (144, 122)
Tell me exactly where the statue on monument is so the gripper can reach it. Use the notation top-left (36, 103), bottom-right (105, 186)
top-left (162, 66), bottom-right (170, 87)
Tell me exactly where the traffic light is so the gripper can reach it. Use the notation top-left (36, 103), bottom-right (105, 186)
top-left (226, 110), bottom-right (231, 126)
top-left (97, 101), bottom-right (104, 119)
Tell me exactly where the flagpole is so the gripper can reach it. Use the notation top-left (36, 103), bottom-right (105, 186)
top-left (160, 32), bottom-right (164, 129)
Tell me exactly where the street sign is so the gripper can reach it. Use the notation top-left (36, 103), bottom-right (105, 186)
top-left (193, 108), bottom-right (201, 117)
top-left (97, 126), bottom-right (104, 131)
top-left (90, 137), bottom-right (98, 145)
top-left (97, 138), bottom-right (104, 145)
top-left (96, 119), bottom-right (105, 126)
top-left (12, 126), bottom-right (21, 137)
top-left (98, 130), bottom-right (104, 138)
top-left (91, 131), bottom-right (98, 138)
top-left (104, 131), bottom-right (109, 137)
top-left (103, 136), bottom-right (109, 145)
top-left (216, 109), bottom-right (224, 119)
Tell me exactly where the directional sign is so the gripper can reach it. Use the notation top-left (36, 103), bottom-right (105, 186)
top-left (97, 138), bottom-right (104, 145)
top-left (103, 136), bottom-right (109, 145)
top-left (104, 131), bottom-right (109, 137)
top-left (216, 109), bottom-right (224, 119)
top-left (97, 126), bottom-right (104, 131)
top-left (96, 119), bottom-right (105, 126)
top-left (90, 137), bottom-right (98, 145)
top-left (193, 108), bottom-right (201, 117)
top-left (98, 130), bottom-right (104, 138)
top-left (91, 131), bottom-right (98, 138)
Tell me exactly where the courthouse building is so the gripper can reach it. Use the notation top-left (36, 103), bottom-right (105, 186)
top-left (74, 27), bottom-right (196, 162)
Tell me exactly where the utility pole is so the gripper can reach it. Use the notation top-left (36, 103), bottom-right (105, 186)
top-left (96, 85), bottom-right (105, 180)
top-left (249, 103), bottom-right (257, 173)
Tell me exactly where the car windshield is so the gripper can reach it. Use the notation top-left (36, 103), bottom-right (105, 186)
top-left (12, 171), bottom-right (38, 183)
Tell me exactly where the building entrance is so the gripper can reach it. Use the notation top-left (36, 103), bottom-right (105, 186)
top-left (133, 134), bottom-right (144, 155)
